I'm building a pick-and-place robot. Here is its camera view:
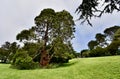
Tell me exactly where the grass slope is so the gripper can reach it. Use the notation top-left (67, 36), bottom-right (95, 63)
top-left (0, 56), bottom-right (120, 79)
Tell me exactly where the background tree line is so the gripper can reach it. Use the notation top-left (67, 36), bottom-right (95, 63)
top-left (81, 25), bottom-right (120, 57)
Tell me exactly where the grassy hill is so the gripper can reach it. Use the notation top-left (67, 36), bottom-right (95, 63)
top-left (0, 56), bottom-right (120, 79)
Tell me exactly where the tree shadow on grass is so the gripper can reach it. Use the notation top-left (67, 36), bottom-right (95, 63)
top-left (55, 60), bottom-right (78, 68)
top-left (9, 60), bottom-right (79, 70)
top-left (45, 60), bottom-right (79, 69)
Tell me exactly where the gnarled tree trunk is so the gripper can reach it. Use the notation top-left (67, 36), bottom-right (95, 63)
top-left (40, 49), bottom-right (50, 67)
top-left (39, 24), bottom-right (50, 67)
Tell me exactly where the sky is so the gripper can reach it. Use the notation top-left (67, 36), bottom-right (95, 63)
top-left (0, 0), bottom-right (120, 52)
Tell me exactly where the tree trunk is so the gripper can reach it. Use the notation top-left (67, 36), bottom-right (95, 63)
top-left (39, 23), bottom-right (50, 67)
top-left (40, 49), bottom-right (50, 67)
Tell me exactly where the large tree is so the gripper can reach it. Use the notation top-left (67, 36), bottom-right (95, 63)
top-left (33, 8), bottom-right (75, 67)
top-left (76, 0), bottom-right (120, 26)
top-left (16, 8), bottom-right (75, 67)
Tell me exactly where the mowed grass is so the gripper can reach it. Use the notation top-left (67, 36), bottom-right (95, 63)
top-left (0, 56), bottom-right (120, 79)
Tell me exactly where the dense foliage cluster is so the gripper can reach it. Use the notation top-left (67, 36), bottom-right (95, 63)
top-left (12, 50), bottom-right (38, 69)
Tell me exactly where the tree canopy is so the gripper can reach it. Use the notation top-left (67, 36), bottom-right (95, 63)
top-left (114, 28), bottom-right (120, 40)
top-left (15, 8), bottom-right (76, 67)
top-left (34, 8), bottom-right (75, 66)
top-left (84, 25), bottom-right (120, 57)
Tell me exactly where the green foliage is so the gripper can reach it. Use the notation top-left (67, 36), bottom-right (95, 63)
top-left (95, 33), bottom-right (106, 47)
top-left (89, 47), bottom-right (110, 57)
top-left (109, 28), bottom-right (120, 55)
top-left (104, 26), bottom-right (120, 42)
top-left (107, 41), bottom-right (120, 55)
top-left (50, 39), bottom-right (75, 63)
top-left (12, 50), bottom-right (38, 70)
top-left (34, 8), bottom-right (75, 66)
top-left (34, 8), bottom-right (75, 43)
top-left (0, 48), bottom-right (9, 63)
top-left (16, 27), bottom-right (36, 42)
top-left (8, 42), bottom-right (19, 61)
top-left (88, 40), bottom-right (98, 50)
top-left (12, 50), bottom-right (28, 63)
top-left (23, 42), bottom-right (41, 57)
top-left (0, 42), bottom-right (19, 63)
top-left (1, 8), bottom-right (75, 68)
top-left (80, 49), bottom-right (90, 57)
top-left (15, 56), bottom-right (38, 70)
top-left (87, 26), bottom-right (120, 57)
top-left (114, 28), bottom-right (120, 41)
top-left (116, 50), bottom-right (120, 55)
top-left (0, 42), bottom-right (11, 63)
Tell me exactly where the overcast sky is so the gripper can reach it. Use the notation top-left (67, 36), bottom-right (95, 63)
top-left (0, 0), bottom-right (120, 52)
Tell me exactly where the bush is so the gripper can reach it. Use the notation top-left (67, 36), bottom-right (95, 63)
top-left (12, 50), bottom-right (39, 70)
top-left (12, 50), bottom-right (27, 64)
top-left (15, 56), bottom-right (38, 69)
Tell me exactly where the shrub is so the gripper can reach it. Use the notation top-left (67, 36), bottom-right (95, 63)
top-left (15, 56), bottom-right (37, 69)
top-left (12, 50), bottom-right (39, 70)
top-left (12, 50), bottom-right (28, 64)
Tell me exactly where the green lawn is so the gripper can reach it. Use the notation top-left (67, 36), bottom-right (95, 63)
top-left (0, 56), bottom-right (120, 79)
